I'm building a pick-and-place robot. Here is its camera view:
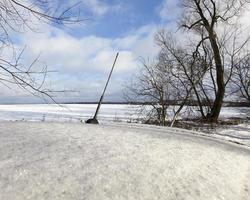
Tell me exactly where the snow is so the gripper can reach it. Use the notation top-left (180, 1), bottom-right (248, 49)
top-left (0, 104), bottom-right (141, 122)
top-left (0, 121), bottom-right (249, 200)
top-left (0, 103), bottom-right (249, 147)
top-left (0, 103), bottom-right (249, 122)
top-left (212, 123), bottom-right (250, 147)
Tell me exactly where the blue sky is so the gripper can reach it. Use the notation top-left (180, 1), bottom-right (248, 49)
top-left (77, 0), bottom-right (161, 38)
top-left (0, 0), bottom-right (181, 103)
top-left (65, 0), bottom-right (175, 38)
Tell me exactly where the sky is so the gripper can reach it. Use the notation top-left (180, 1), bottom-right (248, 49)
top-left (1, 0), bottom-right (249, 104)
top-left (0, 0), bottom-right (182, 103)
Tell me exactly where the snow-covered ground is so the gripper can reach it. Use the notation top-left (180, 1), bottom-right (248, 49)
top-left (0, 104), bottom-right (249, 147)
top-left (0, 104), bottom-right (141, 122)
top-left (0, 104), bottom-right (249, 122)
top-left (197, 120), bottom-right (249, 147)
top-left (0, 121), bottom-right (249, 200)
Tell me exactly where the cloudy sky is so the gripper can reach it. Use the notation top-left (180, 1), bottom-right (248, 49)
top-left (1, 0), bottom-right (182, 103)
top-left (4, 0), bottom-right (249, 103)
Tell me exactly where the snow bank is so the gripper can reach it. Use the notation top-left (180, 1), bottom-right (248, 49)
top-left (212, 123), bottom-right (250, 147)
top-left (0, 122), bottom-right (249, 200)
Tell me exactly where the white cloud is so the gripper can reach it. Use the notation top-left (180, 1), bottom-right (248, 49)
top-left (83, 0), bottom-right (109, 16)
top-left (70, 0), bottom-right (122, 17)
top-left (156, 0), bottom-right (181, 21)
top-left (239, 4), bottom-right (250, 28)
top-left (0, 1), bottom-right (167, 102)
top-left (19, 23), bottom-right (159, 75)
top-left (1, 21), bottom-right (159, 102)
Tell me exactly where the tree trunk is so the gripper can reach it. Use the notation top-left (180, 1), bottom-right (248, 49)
top-left (208, 32), bottom-right (225, 122)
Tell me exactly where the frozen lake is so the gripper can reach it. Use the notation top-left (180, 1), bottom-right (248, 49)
top-left (0, 104), bottom-right (249, 123)
top-left (0, 104), bottom-right (141, 122)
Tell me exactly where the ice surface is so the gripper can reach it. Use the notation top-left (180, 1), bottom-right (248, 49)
top-left (0, 122), bottom-right (249, 200)
top-left (0, 104), bottom-right (142, 122)
top-left (0, 104), bottom-right (249, 122)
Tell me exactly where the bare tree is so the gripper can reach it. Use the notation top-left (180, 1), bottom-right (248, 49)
top-left (125, 48), bottom-right (196, 126)
top-left (156, 30), bottom-right (213, 120)
top-left (180, 0), bottom-right (250, 122)
top-left (125, 59), bottom-right (171, 125)
top-left (0, 0), bottom-right (82, 101)
top-left (233, 53), bottom-right (250, 102)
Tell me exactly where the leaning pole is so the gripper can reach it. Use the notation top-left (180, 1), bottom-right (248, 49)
top-left (86, 52), bottom-right (119, 124)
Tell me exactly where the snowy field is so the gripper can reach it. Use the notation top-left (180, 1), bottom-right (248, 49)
top-left (0, 104), bottom-right (249, 147)
top-left (0, 104), bottom-right (141, 123)
top-left (0, 121), bottom-right (249, 200)
top-left (0, 104), bottom-right (249, 123)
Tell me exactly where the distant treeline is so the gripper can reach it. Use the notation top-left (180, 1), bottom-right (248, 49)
top-left (63, 100), bottom-right (250, 107)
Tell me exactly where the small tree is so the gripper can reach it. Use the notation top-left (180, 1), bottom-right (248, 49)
top-left (125, 59), bottom-right (172, 125)
top-left (125, 49), bottom-right (196, 126)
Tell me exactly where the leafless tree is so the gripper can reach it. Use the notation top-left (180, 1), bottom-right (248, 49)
top-left (125, 59), bottom-right (171, 125)
top-left (180, 0), bottom-right (250, 122)
top-left (156, 30), bottom-right (213, 120)
top-left (232, 53), bottom-right (250, 102)
top-left (0, 0), bottom-right (82, 102)
top-left (125, 47), bottom-right (197, 126)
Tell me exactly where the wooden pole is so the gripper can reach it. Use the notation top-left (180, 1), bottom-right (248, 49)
top-left (86, 52), bottom-right (119, 124)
